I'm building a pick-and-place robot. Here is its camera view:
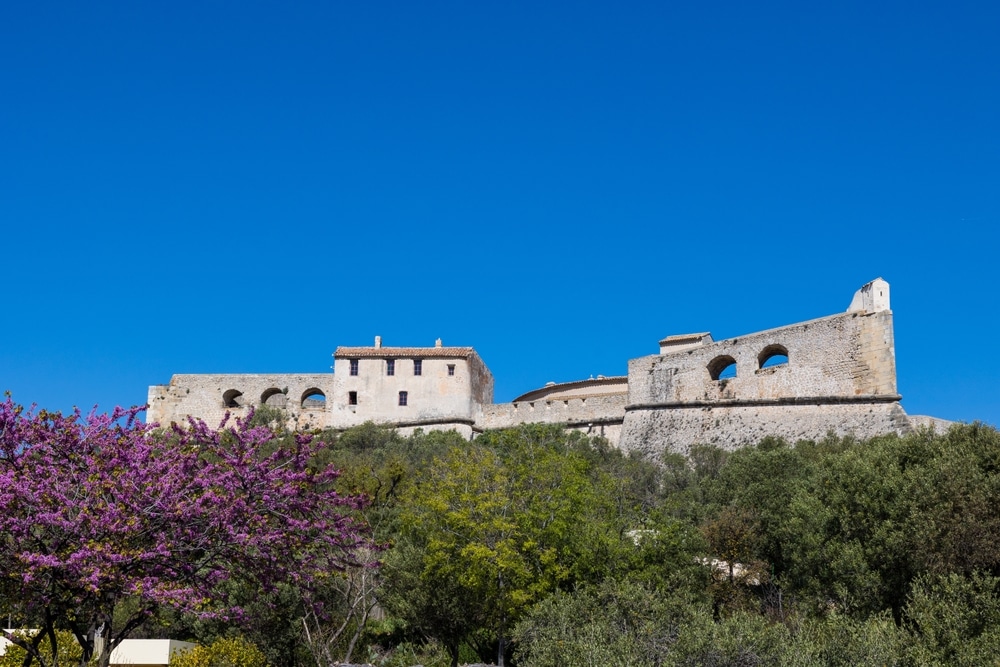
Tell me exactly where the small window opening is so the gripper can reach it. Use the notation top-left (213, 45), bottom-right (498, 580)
top-left (349, 359), bottom-right (359, 376)
top-left (758, 344), bottom-right (789, 369)
top-left (398, 391), bottom-right (408, 406)
top-left (386, 359), bottom-right (395, 376)
top-left (413, 359), bottom-right (422, 376)
top-left (223, 389), bottom-right (244, 408)
top-left (348, 391), bottom-right (358, 406)
top-left (301, 388), bottom-right (326, 409)
top-left (261, 388), bottom-right (287, 408)
top-left (708, 355), bottom-right (738, 381)
top-left (447, 364), bottom-right (455, 376)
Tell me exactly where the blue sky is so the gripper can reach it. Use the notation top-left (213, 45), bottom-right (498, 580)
top-left (2, 1), bottom-right (997, 427)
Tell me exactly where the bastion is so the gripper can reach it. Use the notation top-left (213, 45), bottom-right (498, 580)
top-left (147, 278), bottom-right (936, 454)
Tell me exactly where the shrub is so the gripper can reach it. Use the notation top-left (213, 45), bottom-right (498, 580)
top-left (0, 630), bottom-right (85, 667)
top-left (169, 637), bottom-right (267, 667)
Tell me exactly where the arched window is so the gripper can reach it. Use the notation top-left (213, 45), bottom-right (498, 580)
top-left (261, 388), bottom-right (287, 408)
top-left (222, 389), bottom-right (244, 408)
top-left (758, 344), bottom-right (789, 369)
top-left (301, 388), bottom-right (326, 409)
top-left (708, 355), bottom-right (738, 381)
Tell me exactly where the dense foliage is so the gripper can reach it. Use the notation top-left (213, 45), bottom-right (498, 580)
top-left (0, 397), bottom-right (370, 667)
top-left (4, 393), bottom-right (1000, 666)
top-left (0, 631), bottom-right (83, 667)
top-left (169, 637), bottom-right (267, 667)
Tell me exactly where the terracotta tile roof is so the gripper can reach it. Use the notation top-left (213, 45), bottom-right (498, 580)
top-left (334, 346), bottom-right (477, 359)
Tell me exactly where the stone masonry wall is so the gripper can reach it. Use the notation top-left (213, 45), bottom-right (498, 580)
top-left (619, 291), bottom-right (906, 454)
top-left (621, 400), bottom-right (912, 458)
top-left (147, 279), bottom-right (922, 455)
top-left (480, 394), bottom-right (626, 446)
top-left (147, 374), bottom-right (334, 431)
top-left (626, 310), bottom-right (897, 407)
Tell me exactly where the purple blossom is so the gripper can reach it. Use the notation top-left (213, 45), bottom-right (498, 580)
top-left (0, 397), bottom-right (371, 667)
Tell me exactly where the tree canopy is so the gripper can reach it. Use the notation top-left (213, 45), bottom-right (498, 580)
top-left (0, 397), bottom-right (371, 667)
top-left (4, 397), bottom-right (1000, 667)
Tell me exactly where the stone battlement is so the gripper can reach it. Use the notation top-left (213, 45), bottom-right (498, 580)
top-left (148, 278), bottom-right (934, 453)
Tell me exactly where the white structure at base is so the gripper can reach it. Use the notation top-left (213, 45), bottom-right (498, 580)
top-left (110, 639), bottom-right (196, 667)
top-left (0, 634), bottom-right (194, 667)
top-left (0, 631), bottom-right (23, 657)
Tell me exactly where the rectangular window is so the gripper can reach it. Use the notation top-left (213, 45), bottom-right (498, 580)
top-left (413, 359), bottom-right (422, 376)
top-left (398, 391), bottom-right (408, 406)
top-left (386, 359), bottom-right (395, 376)
top-left (447, 364), bottom-right (455, 376)
top-left (348, 391), bottom-right (358, 405)
top-left (349, 359), bottom-right (359, 376)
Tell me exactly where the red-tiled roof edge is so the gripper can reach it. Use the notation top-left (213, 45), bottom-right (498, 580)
top-left (334, 346), bottom-right (477, 359)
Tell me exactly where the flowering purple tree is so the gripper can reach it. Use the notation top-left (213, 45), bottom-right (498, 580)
top-left (0, 396), bottom-right (370, 667)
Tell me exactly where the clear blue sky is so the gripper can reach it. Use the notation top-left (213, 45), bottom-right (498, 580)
top-left (2, 1), bottom-right (997, 427)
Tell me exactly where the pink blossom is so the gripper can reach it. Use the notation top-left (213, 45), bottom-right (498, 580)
top-left (0, 396), bottom-right (371, 667)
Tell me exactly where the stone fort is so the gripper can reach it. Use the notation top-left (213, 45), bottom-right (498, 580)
top-left (147, 278), bottom-right (946, 454)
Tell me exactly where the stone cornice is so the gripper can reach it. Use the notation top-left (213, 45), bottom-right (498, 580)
top-left (625, 394), bottom-right (904, 412)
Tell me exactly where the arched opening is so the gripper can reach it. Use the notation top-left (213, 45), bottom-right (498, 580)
top-left (261, 388), bottom-right (287, 408)
top-left (222, 389), bottom-right (244, 408)
top-left (301, 388), bottom-right (326, 409)
top-left (708, 355), bottom-right (738, 381)
top-left (758, 344), bottom-right (789, 369)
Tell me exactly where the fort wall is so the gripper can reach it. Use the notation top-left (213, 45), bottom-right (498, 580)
top-left (619, 277), bottom-right (909, 454)
top-left (480, 394), bottom-right (626, 444)
top-left (147, 374), bottom-right (334, 431)
top-left (626, 310), bottom-right (897, 407)
top-left (621, 400), bottom-right (911, 457)
top-left (147, 278), bottom-right (933, 455)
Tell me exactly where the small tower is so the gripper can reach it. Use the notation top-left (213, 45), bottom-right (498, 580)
top-left (847, 277), bottom-right (890, 313)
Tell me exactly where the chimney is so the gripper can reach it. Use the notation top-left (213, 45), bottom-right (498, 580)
top-left (374, 335), bottom-right (382, 348)
top-left (435, 338), bottom-right (443, 348)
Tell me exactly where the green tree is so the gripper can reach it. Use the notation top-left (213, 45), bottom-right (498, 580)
top-left (0, 632), bottom-right (85, 667)
top-left (512, 579), bottom-right (706, 667)
top-left (793, 612), bottom-right (906, 666)
top-left (904, 571), bottom-right (1000, 666)
top-left (904, 423), bottom-right (1000, 576)
top-left (389, 425), bottom-right (630, 666)
top-left (775, 426), bottom-right (1000, 620)
top-left (704, 436), bottom-right (813, 576)
top-left (252, 424), bottom-right (464, 666)
top-left (168, 637), bottom-right (267, 667)
top-left (379, 539), bottom-right (487, 666)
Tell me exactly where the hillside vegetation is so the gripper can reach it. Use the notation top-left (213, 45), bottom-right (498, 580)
top-left (7, 411), bottom-right (1000, 667)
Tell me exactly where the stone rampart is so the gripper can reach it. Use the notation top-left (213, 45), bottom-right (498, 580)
top-left (619, 278), bottom-right (908, 454)
top-left (147, 278), bottom-right (933, 456)
top-left (147, 374), bottom-right (334, 431)
top-left (480, 394), bottom-right (626, 445)
top-left (626, 310), bottom-right (897, 407)
top-left (621, 399), bottom-right (911, 457)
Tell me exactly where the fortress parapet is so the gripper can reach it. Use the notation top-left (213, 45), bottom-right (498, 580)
top-left (619, 278), bottom-right (910, 454)
top-left (148, 278), bottom-right (927, 452)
